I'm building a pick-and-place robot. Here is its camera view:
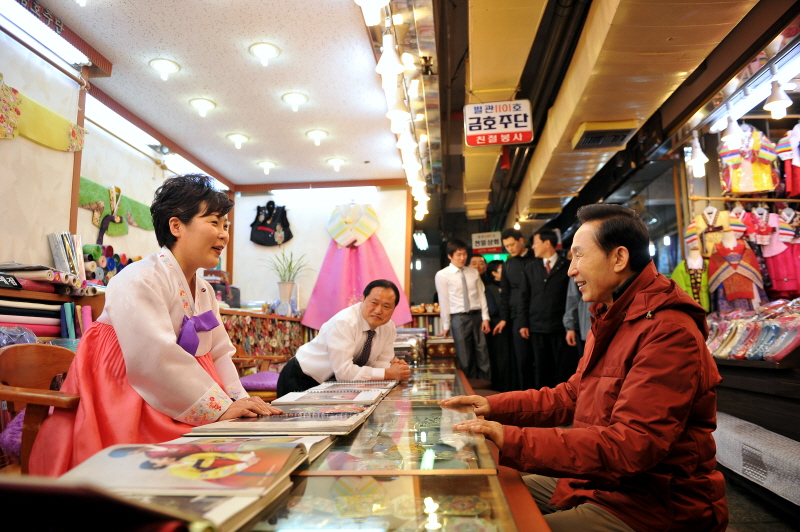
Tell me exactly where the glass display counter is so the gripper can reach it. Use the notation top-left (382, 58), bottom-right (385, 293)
top-left (383, 378), bottom-right (463, 402)
top-left (251, 474), bottom-right (518, 532)
top-left (296, 401), bottom-right (496, 475)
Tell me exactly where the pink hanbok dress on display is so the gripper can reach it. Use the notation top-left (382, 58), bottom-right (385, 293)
top-left (29, 248), bottom-right (248, 476)
top-left (301, 204), bottom-right (412, 331)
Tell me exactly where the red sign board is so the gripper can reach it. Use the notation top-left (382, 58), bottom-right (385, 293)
top-left (464, 99), bottom-right (533, 147)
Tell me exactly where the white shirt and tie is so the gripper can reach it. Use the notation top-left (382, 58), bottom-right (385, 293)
top-left (434, 264), bottom-right (490, 331)
top-left (543, 253), bottom-right (559, 275)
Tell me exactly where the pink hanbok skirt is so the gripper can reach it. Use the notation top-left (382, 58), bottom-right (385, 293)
top-left (29, 322), bottom-right (226, 477)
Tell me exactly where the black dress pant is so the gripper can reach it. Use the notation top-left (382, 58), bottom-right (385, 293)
top-left (513, 317), bottom-right (535, 390)
top-left (530, 329), bottom-right (579, 390)
top-left (276, 357), bottom-right (319, 397)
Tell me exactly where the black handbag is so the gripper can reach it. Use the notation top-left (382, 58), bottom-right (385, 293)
top-left (250, 201), bottom-right (293, 246)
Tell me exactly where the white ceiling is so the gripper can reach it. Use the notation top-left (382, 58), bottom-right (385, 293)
top-left (52, 0), bottom-right (404, 186)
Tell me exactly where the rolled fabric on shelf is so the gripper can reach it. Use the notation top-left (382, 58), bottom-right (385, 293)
top-left (0, 322), bottom-right (61, 337)
top-left (97, 255), bottom-right (107, 269)
top-left (83, 244), bottom-right (102, 260)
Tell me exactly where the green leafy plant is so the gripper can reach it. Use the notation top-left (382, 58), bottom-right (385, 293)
top-left (266, 249), bottom-right (310, 282)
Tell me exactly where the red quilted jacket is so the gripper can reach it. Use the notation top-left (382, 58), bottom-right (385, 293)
top-left (487, 262), bottom-right (727, 532)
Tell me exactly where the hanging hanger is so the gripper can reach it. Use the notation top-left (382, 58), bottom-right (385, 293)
top-left (703, 204), bottom-right (717, 219)
top-left (730, 201), bottom-right (745, 216)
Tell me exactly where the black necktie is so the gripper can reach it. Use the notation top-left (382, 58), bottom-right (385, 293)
top-left (355, 330), bottom-right (376, 366)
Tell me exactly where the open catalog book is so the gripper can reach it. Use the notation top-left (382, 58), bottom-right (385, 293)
top-left (187, 404), bottom-right (376, 436)
top-left (271, 389), bottom-right (384, 406)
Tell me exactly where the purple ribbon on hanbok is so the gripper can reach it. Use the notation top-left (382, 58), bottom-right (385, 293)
top-left (176, 310), bottom-right (219, 356)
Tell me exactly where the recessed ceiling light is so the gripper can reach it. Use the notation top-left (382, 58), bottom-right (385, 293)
top-left (258, 161), bottom-right (276, 175)
top-left (327, 158), bottom-right (345, 172)
top-left (227, 133), bottom-right (249, 149)
top-left (249, 42), bottom-right (280, 66)
top-left (306, 130), bottom-right (328, 146)
top-left (282, 92), bottom-right (308, 112)
top-left (190, 98), bottom-right (216, 117)
top-left (149, 58), bottom-right (180, 81)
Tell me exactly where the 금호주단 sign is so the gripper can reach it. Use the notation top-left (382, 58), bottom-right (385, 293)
top-left (464, 99), bottom-right (533, 147)
top-left (471, 232), bottom-right (503, 254)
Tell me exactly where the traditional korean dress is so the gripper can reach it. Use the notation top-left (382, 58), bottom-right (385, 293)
top-left (776, 125), bottom-right (800, 196)
top-left (717, 124), bottom-right (778, 194)
top-left (671, 255), bottom-right (710, 312)
top-left (765, 211), bottom-right (800, 298)
top-left (695, 209), bottom-right (730, 257)
top-left (29, 248), bottom-right (248, 476)
top-left (708, 241), bottom-right (767, 314)
top-left (301, 204), bottom-right (412, 330)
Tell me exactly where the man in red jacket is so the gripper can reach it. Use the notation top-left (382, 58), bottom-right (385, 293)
top-left (443, 204), bottom-right (727, 532)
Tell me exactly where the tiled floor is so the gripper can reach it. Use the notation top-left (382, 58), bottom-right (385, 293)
top-left (725, 477), bottom-right (798, 532)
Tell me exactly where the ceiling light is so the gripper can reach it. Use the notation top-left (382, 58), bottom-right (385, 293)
top-left (722, 116), bottom-right (744, 150)
top-left (306, 129), bottom-right (328, 146)
top-left (149, 58), bottom-right (180, 81)
top-left (409, 79), bottom-right (421, 99)
top-left (396, 127), bottom-right (417, 151)
top-left (392, 14), bottom-right (404, 25)
top-left (76, 0), bottom-right (86, 6)
top-left (413, 230), bottom-right (428, 251)
top-left (282, 92), bottom-right (308, 112)
top-left (190, 98), bottom-right (216, 117)
top-left (227, 133), bottom-right (249, 149)
top-left (387, 94), bottom-right (411, 133)
top-left (764, 80), bottom-right (792, 119)
top-left (663, 235), bottom-right (671, 247)
top-left (354, 0), bottom-right (390, 26)
top-left (258, 161), bottom-right (276, 175)
top-left (513, 221), bottom-right (521, 230)
top-left (414, 113), bottom-right (425, 122)
top-left (401, 52), bottom-right (417, 71)
top-left (249, 42), bottom-right (280, 66)
top-left (649, 242), bottom-right (656, 257)
top-left (375, 33), bottom-right (405, 77)
top-left (689, 131), bottom-right (709, 178)
top-left (327, 158), bottom-right (345, 172)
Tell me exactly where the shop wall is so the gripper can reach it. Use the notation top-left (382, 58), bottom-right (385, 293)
top-left (232, 187), bottom-right (409, 310)
top-left (0, 32), bottom-right (77, 266)
top-left (77, 121), bottom-right (166, 259)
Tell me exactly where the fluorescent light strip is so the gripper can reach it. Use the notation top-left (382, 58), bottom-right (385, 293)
top-left (0, 0), bottom-right (89, 67)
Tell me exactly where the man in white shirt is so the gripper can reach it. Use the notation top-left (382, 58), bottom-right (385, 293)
top-left (435, 239), bottom-right (491, 380)
top-left (276, 279), bottom-right (411, 396)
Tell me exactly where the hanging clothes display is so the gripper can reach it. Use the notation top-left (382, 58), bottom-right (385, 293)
top-left (301, 204), bottom-right (412, 330)
top-left (694, 207), bottom-right (730, 257)
top-left (671, 222), bottom-right (710, 312)
top-left (765, 209), bottom-right (800, 299)
top-left (776, 124), bottom-right (800, 196)
top-left (731, 208), bottom-right (772, 290)
top-left (717, 124), bottom-right (778, 194)
top-left (250, 201), bottom-right (293, 247)
top-left (708, 240), bottom-right (767, 314)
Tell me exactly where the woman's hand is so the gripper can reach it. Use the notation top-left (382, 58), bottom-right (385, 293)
top-left (452, 418), bottom-right (505, 448)
top-left (218, 396), bottom-right (283, 421)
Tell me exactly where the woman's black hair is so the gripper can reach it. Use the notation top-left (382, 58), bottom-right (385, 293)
top-left (484, 260), bottom-right (503, 285)
top-left (151, 174), bottom-right (234, 249)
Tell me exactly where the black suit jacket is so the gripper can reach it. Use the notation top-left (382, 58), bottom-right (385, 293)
top-left (519, 255), bottom-right (571, 334)
top-left (499, 252), bottom-right (535, 323)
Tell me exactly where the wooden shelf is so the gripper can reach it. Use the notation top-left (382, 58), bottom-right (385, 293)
top-left (220, 308), bottom-right (301, 322)
top-left (0, 288), bottom-right (105, 320)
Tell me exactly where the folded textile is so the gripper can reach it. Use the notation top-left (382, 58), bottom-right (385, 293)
top-left (0, 315), bottom-right (60, 326)
top-left (0, 322), bottom-right (60, 337)
top-left (17, 279), bottom-right (55, 293)
top-left (0, 307), bottom-right (60, 319)
top-left (0, 299), bottom-right (61, 312)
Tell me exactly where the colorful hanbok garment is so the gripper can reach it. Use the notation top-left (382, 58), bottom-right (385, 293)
top-left (731, 209), bottom-right (772, 289)
top-left (708, 241), bottom-right (767, 314)
top-left (776, 125), bottom-right (800, 196)
top-left (301, 204), bottom-right (412, 330)
top-left (694, 208), bottom-right (730, 257)
top-left (718, 124), bottom-right (778, 193)
top-left (249, 200), bottom-right (293, 247)
top-left (765, 209), bottom-right (800, 299)
top-left (671, 256), bottom-right (710, 312)
top-left (29, 247), bottom-right (248, 476)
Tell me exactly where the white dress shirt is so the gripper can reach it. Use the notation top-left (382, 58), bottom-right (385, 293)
top-left (544, 253), bottom-right (559, 273)
top-left (294, 303), bottom-right (396, 383)
top-left (434, 263), bottom-right (490, 331)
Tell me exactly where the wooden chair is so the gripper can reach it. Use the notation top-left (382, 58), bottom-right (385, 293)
top-left (0, 344), bottom-right (80, 474)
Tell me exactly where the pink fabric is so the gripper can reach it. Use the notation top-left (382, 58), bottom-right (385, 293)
top-left (29, 323), bottom-right (224, 477)
top-left (0, 322), bottom-right (60, 337)
top-left (301, 234), bottom-right (412, 330)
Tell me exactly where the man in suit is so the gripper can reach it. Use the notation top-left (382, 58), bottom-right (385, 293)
top-left (493, 228), bottom-right (533, 389)
top-left (435, 239), bottom-right (491, 380)
top-left (519, 229), bottom-right (577, 388)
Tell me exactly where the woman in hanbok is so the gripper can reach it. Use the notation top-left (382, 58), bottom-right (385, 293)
top-left (30, 174), bottom-right (281, 476)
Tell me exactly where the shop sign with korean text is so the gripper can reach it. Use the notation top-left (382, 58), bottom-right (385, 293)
top-left (471, 232), bottom-right (503, 254)
top-left (464, 99), bottom-right (533, 147)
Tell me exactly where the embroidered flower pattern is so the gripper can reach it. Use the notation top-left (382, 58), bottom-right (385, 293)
top-left (68, 122), bottom-right (85, 152)
top-left (178, 386), bottom-right (233, 425)
top-left (227, 384), bottom-right (248, 400)
top-left (0, 84), bottom-right (22, 140)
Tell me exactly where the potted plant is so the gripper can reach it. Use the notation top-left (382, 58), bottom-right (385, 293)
top-left (266, 249), bottom-right (310, 315)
